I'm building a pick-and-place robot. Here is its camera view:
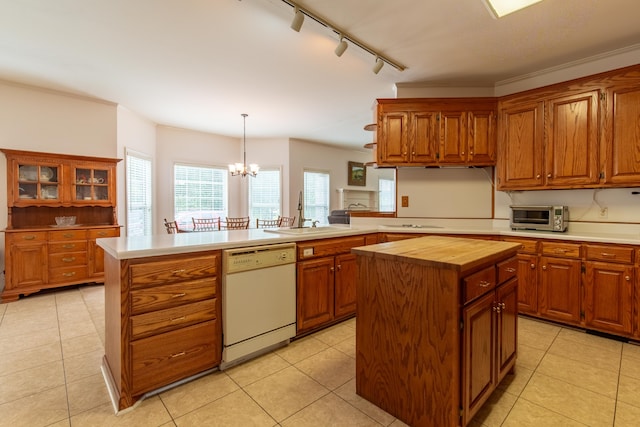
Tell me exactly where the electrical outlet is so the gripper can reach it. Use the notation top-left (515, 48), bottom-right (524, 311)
top-left (599, 207), bottom-right (608, 218)
top-left (401, 196), bottom-right (409, 207)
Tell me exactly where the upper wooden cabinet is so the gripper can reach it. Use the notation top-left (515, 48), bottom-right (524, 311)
top-left (376, 98), bottom-right (497, 167)
top-left (497, 64), bottom-right (640, 191)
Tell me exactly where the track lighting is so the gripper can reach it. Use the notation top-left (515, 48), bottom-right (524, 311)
top-left (280, 0), bottom-right (405, 73)
top-left (290, 6), bottom-right (304, 32)
top-left (372, 56), bottom-right (384, 74)
top-left (334, 36), bottom-right (348, 57)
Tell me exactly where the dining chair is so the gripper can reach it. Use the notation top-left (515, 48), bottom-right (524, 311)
top-left (256, 218), bottom-right (280, 228)
top-left (192, 217), bottom-right (221, 232)
top-left (164, 218), bottom-right (182, 234)
top-left (278, 216), bottom-right (296, 227)
top-left (223, 216), bottom-right (250, 230)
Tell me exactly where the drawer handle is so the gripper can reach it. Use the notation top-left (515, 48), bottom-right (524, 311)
top-left (172, 293), bottom-right (187, 298)
top-left (172, 269), bottom-right (186, 274)
top-left (553, 248), bottom-right (568, 253)
top-left (23, 235), bottom-right (36, 240)
top-left (170, 351), bottom-right (186, 358)
top-left (62, 272), bottom-right (76, 277)
top-left (170, 316), bottom-right (186, 322)
top-left (63, 233), bottom-right (74, 238)
top-left (505, 268), bottom-right (516, 273)
top-left (478, 280), bottom-right (492, 288)
top-left (600, 253), bottom-right (617, 258)
top-left (98, 232), bottom-right (107, 236)
top-left (62, 256), bottom-right (76, 263)
top-left (62, 244), bottom-right (75, 249)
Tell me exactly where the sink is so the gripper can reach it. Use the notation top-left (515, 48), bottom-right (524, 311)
top-left (382, 224), bottom-right (444, 229)
top-left (264, 226), bottom-right (345, 235)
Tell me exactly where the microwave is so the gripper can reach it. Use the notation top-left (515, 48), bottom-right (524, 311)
top-left (510, 205), bottom-right (568, 232)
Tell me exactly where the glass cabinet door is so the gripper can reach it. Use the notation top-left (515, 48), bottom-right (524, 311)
top-left (74, 167), bottom-right (110, 202)
top-left (17, 163), bottom-right (60, 202)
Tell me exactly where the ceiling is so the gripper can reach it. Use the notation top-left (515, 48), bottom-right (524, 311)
top-left (1, 0), bottom-right (640, 150)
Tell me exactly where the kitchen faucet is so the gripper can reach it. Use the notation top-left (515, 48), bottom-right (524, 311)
top-left (297, 190), bottom-right (311, 228)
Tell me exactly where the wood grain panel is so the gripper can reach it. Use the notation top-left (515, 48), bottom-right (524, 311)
top-left (131, 278), bottom-right (217, 315)
top-left (129, 254), bottom-right (218, 289)
top-left (130, 299), bottom-right (217, 339)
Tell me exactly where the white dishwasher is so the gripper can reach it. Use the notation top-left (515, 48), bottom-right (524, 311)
top-left (220, 242), bottom-right (297, 369)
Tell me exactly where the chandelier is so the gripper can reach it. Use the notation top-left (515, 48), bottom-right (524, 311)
top-left (229, 113), bottom-right (259, 178)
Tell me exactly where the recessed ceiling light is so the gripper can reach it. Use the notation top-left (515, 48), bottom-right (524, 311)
top-left (483, 0), bottom-right (543, 18)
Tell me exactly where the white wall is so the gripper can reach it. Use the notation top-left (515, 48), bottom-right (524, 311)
top-left (0, 81), bottom-right (117, 290)
top-left (116, 107), bottom-right (157, 235)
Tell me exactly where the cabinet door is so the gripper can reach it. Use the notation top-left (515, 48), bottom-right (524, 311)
top-left (584, 261), bottom-right (633, 335)
top-left (516, 253), bottom-right (538, 314)
top-left (297, 257), bottom-right (335, 333)
top-left (334, 253), bottom-right (357, 318)
top-left (496, 100), bottom-right (545, 189)
top-left (496, 278), bottom-right (518, 383)
top-left (467, 110), bottom-right (496, 165)
top-left (545, 91), bottom-right (600, 187)
top-left (378, 111), bottom-right (409, 164)
top-left (602, 83), bottom-right (640, 185)
top-left (462, 291), bottom-right (495, 425)
top-left (13, 161), bottom-right (62, 205)
top-left (438, 111), bottom-right (467, 164)
top-left (8, 240), bottom-right (48, 289)
top-left (539, 256), bottom-right (581, 324)
top-left (88, 227), bottom-right (120, 277)
top-left (72, 164), bottom-right (115, 204)
top-left (410, 111), bottom-right (438, 163)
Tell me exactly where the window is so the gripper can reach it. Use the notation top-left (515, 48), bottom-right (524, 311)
top-left (303, 170), bottom-right (330, 226)
top-left (174, 164), bottom-right (228, 229)
top-left (125, 149), bottom-right (153, 237)
top-left (248, 168), bottom-right (281, 223)
top-left (378, 177), bottom-right (396, 212)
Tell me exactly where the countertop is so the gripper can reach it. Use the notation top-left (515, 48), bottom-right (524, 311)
top-left (97, 220), bottom-right (640, 260)
top-left (352, 235), bottom-right (522, 273)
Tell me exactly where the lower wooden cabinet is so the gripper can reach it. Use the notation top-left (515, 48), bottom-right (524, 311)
top-left (515, 253), bottom-right (539, 314)
top-left (2, 226), bottom-right (120, 302)
top-left (584, 261), bottom-right (634, 335)
top-left (539, 255), bottom-right (582, 325)
top-left (103, 250), bottom-right (221, 411)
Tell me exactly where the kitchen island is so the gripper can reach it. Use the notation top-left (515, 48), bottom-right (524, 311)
top-left (353, 236), bottom-right (521, 427)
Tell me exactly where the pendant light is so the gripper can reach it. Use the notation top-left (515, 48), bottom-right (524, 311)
top-left (229, 113), bottom-right (259, 178)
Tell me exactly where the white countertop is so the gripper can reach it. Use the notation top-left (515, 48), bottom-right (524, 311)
top-left (97, 220), bottom-right (640, 260)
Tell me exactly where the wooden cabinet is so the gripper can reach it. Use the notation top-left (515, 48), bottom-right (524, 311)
top-left (103, 251), bottom-right (221, 411)
top-left (539, 241), bottom-right (582, 325)
top-left (462, 257), bottom-right (518, 425)
top-left (355, 236), bottom-right (520, 427)
top-left (1, 149), bottom-right (121, 302)
top-left (497, 88), bottom-right (600, 190)
top-left (376, 98), bottom-right (497, 167)
top-left (502, 237), bottom-right (539, 315)
top-left (296, 235), bottom-right (369, 334)
top-left (583, 244), bottom-right (634, 335)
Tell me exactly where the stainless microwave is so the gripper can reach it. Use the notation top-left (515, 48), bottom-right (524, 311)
top-left (510, 205), bottom-right (568, 232)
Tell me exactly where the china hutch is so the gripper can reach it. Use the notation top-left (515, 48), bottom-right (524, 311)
top-left (1, 149), bottom-right (121, 302)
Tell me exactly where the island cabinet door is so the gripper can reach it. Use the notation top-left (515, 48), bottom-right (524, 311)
top-left (496, 278), bottom-right (518, 383)
top-left (334, 253), bottom-right (357, 319)
top-left (462, 291), bottom-right (496, 425)
top-left (297, 257), bottom-right (335, 333)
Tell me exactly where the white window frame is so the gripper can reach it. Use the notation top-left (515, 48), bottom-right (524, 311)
top-left (125, 148), bottom-right (153, 237)
top-left (248, 166), bottom-right (282, 225)
top-left (378, 177), bottom-right (396, 212)
top-left (303, 169), bottom-right (331, 226)
top-left (173, 162), bottom-right (229, 229)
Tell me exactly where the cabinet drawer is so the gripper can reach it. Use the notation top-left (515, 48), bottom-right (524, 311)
top-left (88, 228), bottom-right (120, 239)
top-left (49, 266), bottom-right (87, 283)
top-left (49, 251), bottom-right (87, 268)
top-left (131, 320), bottom-right (218, 395)
top-left (131, 278), bottom-right (217, 315)
top-left (463, 265), bottom-right (496, 304)
top-left (48, 241), bottom-right (88, 253)
top-left (497, 257), bottom-right (518, 284)
top-left (584, 244), bottom-right (634, 264)
top-left (48, 229), bottom-right (88, 241)
top-left (130, 255), bottom-right (218, 289)
top-left (7, 232), bottom-right (47, 244)
top-left (502, 237), bottom-right (538, 254)
top-left (541, 241), bottom-right (581, 258)
top-left (131, 299), bottom-right (217, 339)
top-left (297, 236), bottom-right (366, 259)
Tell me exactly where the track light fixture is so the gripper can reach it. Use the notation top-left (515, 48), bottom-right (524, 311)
top-left (334, 35), bottom-right (348, 57)
top-left (372, 56), bottom-right (384, 74)
top-left (281, 0), bottom-right (405, 73)
top-left (290, 6), bottom-right (304, 32)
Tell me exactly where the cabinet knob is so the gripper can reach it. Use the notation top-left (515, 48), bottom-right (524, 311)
top-left (336, 264), bottom-right (342, 271)
top-left (542, 265), bottom-right (547, 270)
top-left (330, 267), bottom-right (335, 272)
top-left (625, 276), bottom-right (631, 281)
top-left (530, 263), bottom-right (536, 269)
top-left (536, 174), bottom-right (541, 179)
top-left (547, 173), bottom-right (551, 178)
top-left (500, 302), bottom-right (506, 309)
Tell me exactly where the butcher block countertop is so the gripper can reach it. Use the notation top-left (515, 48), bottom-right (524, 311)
top-left (352, 235), bottom-right (522, 275)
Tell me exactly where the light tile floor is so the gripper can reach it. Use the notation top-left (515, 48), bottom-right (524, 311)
top-left (1, 284), bottom-right (640, 426)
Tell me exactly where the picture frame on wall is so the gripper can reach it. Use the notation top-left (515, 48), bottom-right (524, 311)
top-left (348, 161), bottom-right (366, 186)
